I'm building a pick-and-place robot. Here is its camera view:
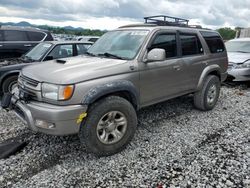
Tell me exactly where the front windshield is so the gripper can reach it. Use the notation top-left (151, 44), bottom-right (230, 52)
top-left (225, 41), bottom-right (250, 53)
top-left (87, 30), bottom-right (149, 60)
top-left (25, 42), bottom-right (53, 61)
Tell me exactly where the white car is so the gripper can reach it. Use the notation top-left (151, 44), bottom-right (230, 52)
top-left (225, 38), bottom-right (250, 81)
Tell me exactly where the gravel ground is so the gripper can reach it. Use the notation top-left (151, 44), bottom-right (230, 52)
top-left (0, 85), bottom-right (249, 188)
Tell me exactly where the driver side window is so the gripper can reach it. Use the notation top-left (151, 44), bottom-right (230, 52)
top-left (47, 44), bottom-right (73, 59)
top-left (149, 33), bottom-right (177, 59)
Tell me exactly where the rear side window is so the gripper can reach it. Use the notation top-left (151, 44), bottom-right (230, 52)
top-left (150, 33), bottom-right (177, 58)
top-left (200, 31), bottom-right (225, 53)
top-left (180, 34), bottom-right (203, 56)
top-left (27, 31), bottom-right (45, 41)
top-left (4, 30), bottom-right (28, 41)
top-left (0, 31), bottom-right (3, 41)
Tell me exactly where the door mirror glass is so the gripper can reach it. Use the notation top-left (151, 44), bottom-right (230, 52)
top-left (146, 48), bottom-right (166, 62)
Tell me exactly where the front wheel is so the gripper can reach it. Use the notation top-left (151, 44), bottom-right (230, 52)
top-left (2, 75), bottom-right (18, 94)
top-left (194, 75), bottom-right (221, 111)
top-left (79, 96), bottom-right (137, 156)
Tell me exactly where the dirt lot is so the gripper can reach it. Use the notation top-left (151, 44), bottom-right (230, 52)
top-left (0, 85), bottom-right (249, 188)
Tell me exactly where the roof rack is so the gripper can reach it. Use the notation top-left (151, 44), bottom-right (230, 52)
top-left (144, 15), bottom-right (189, 27)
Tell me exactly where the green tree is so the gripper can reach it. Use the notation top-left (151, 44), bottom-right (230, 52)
top-left (217, 27), bottom-right (236, 40)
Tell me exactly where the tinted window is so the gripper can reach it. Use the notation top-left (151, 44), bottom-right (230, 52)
top-left (27, 31), bottom-right (45, 41)
top-left (0, 31), bottom-right (3, 41)
top-left (4, 30), bottom-right (28, 41)
top-left (77, 44), bottom-right (92, 55)
top-left (150, 33), bottom-right (177, 58)
top-left (180, 34), bottom-right (203, 56)
top-left (200, 31), bottom-right (225, 53)
top-left (48, 44), bottom-right (73, 59)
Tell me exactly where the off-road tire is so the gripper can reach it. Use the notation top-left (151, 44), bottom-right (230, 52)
top-left (2, 75), bottom-right (18, 94)
top-left (194, 75), bottom-right (221, 111)
top-left (79, 96), bottom-right (137, 157)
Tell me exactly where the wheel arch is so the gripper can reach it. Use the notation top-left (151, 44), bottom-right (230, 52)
top-left (0, 71), bottom-right (20, 88)
top-left (197, 65), bottom-right (221, 90)
top-left (82, 80), bottom-right (139, 110)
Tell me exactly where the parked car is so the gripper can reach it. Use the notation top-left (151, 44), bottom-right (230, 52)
top-left (78, 36), bottom-right (100, 42)
top-left (0, 41), bottom-right (93, 94)
top-left (225, 38), bottom-right (250, 81)
top-left (2, 16), bottom-right (228, 156)
top-left (0, 26), bottom-right (53, 59)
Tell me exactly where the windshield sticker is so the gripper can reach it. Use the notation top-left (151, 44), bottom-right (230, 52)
top-left (130, 31), bottom-right (148, 36)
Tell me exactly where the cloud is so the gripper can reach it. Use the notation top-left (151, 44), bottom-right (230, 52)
top-left (0, 0), bottom-right (249, 29)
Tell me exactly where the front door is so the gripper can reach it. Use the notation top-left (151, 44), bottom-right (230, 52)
top-left (139, 31), bottom-right (186, 106)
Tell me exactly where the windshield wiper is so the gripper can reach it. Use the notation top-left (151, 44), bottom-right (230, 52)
top-left (85, 52), bottom-right (96, 56)
top-left (235, 51), bottom-right (250, 53)
top-left (97, 52), bottom-right (125, 60)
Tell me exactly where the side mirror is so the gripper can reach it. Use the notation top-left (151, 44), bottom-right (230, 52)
top-left (44, 56), bottom-right (54, 61)
top-left (146, 48), bottom-right (166, 62)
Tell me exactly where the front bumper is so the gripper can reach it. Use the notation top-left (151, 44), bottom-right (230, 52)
top-left (10, 95), bottom-right (87, 135)
top-left (228, 67), bottom-right (250, 81)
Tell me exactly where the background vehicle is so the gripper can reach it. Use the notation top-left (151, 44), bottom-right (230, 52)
top-left (225, 38), bottom-right (250, 81)
top-left (77, 36), bottom-right (100, 42)
top-left (0, 26), bottom-right (53, 59)
top-left (0, 41), bottom-right (93, 94)
top-left (2, 15), bottom-right (228, 157)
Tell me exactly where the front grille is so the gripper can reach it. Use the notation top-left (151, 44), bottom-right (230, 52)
top-left (18, 75), bottom-right (40, 101)
top-left (19, 75), bottom-right (39, 88)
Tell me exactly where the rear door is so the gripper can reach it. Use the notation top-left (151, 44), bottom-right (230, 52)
top-left (1, 30), bottom-right (30, 59)
top-left (178, 32), bottom-right (207, 90)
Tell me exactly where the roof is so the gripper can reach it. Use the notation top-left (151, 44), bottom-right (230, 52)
top-left (0, 25), bottom-right (49, 33)
top-left (229, 38), bottom-right (250, 42)
top-left (43, 41), bottom-right (94, 45)
top-left (117, 24), bottom-right (213, 33)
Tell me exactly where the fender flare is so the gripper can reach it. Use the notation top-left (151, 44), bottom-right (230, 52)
top-left (197, 65), bottom-right (221, 90)
top-left (82, 80), bottom-right (139, 109)
top-left (0, 70), bottom-right (20, 86)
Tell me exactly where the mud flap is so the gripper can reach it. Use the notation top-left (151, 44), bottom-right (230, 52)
top-left (0, 140), bottom-right (27, 159)
top-left (1, 93), bottom-right (12, 109)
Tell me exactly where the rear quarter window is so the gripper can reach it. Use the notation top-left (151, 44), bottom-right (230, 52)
top-left (200, 31), bottom-right (225, 53)
top-left (27, 31), bottom-right (45, 41)
top-left (4, 30), bottom-right (28, 41)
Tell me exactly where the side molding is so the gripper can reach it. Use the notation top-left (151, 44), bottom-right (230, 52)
top-left (82, 80), bottom-right (139, 109)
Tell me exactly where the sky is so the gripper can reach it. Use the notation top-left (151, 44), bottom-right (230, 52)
top-left (0, 0), bottom-right (250, 30)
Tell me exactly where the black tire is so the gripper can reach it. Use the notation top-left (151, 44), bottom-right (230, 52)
top-left (194, 75), bottom-right (221, 111)
top-left (2, 75), bottom-right (18, 94)
top-left (79, 96), bottom-right (137, 156)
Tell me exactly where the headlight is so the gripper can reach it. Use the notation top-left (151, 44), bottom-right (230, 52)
top-left (235, 60), bottom-right (250, 69)
top-left (41, 83), bottom-right (74, 100)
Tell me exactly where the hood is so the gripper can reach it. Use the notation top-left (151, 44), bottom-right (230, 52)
top-left (227, 52), bottom-right (250, 64)
top-left (22, 55), bottom-right (130, 84)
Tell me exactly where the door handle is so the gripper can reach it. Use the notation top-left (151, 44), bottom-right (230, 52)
top-left (173, 65), bottom-right (181, 71)
top-left (24, 44), bottom-right (32, 47)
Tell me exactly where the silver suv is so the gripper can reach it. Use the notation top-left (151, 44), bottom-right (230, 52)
top-left (2, 17), bottom-right (228, 156)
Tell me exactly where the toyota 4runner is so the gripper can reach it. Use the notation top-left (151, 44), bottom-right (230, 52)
top-left (2, 16), bottom-right (228, 156)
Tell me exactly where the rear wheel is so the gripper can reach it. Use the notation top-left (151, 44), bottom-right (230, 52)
top-left (2, 75), bottom-right (18, 94)
top-left (194, 75), bottom-right (221, 111)
top-left (79, 96), bottom-right (137, 156)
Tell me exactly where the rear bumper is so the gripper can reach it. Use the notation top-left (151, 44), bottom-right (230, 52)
top-left (227, 68), bottom-right (250, 81)
top-left (11, 95), bottom-right (87, 135)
